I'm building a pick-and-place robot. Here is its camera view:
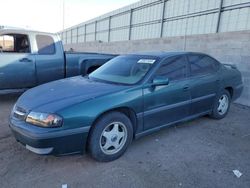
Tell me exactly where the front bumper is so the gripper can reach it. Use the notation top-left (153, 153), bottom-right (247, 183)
top-left (9, 118), bottom-right (90, 155)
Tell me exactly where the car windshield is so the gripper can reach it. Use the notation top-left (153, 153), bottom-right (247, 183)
top-left (89, 55), bottom-right (158, 85)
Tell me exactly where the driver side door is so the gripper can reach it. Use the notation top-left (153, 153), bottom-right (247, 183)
top-left (143, 55), bottom-right (191, 131)
top-left (0, 33), bottom-right (36, 90)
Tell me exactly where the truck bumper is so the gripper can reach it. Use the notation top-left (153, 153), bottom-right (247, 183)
top-left (9, 118), bottom-right (90, 155)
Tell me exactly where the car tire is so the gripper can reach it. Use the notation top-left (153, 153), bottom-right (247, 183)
top-left (210, 89), bottom-right (231, 119)
top-left (88, 112), bottom-right (133, 162)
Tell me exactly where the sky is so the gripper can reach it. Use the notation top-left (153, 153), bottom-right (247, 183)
top-left (0, 0), bottom-right (139, 33)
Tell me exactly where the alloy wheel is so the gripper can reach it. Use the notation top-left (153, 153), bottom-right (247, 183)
top-left (99, 122), bottom-right (128, 155)
top-left (217, 94), bottom-right (229, 115)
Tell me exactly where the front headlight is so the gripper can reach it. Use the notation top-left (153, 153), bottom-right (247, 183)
top-left (26, 112), bottom-right (63, 128)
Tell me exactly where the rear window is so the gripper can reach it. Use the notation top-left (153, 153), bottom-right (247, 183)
top-left (36, 35), bottom-right (55, 55)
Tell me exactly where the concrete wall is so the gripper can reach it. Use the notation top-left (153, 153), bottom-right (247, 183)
top-left (64, 30), bottom-right (250, 106)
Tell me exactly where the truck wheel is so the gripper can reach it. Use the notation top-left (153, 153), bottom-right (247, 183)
top-left (210, 90), bottom-right (231, 119)
top-left (88, 112), bottom-right (133, 162)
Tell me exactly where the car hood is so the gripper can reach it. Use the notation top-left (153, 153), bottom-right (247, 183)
top-left (16, 76), bottom-right (128, 112)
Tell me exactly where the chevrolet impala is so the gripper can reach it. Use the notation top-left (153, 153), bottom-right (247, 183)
top-left (9, 52), bottom-right (243, 162)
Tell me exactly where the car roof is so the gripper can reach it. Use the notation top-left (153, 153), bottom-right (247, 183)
top-left (128, 51), bottom-right (209, 59)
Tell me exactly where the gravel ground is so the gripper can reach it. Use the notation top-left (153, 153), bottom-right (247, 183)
top-left (0, 95), bottom-right (250, 188)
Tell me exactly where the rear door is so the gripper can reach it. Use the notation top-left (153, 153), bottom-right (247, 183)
top-left (0, 33), bottom-right (36, 89)
top-left (34, 34), bottom-right (64, 84)
top-left (187, 54), bottom-right (221, 115)
top-left (143, 55), bottom-right (191, 130)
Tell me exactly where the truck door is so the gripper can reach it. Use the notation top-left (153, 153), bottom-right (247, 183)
top-left (34, 34), bottom-right (64, 84)
top-left (0, 34), bottom-right (36, 89)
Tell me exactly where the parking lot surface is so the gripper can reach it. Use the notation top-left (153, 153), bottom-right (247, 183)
top-left (0, 95), bottom-right (250, 188)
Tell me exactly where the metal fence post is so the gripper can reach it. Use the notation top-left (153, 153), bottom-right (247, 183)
top-left (216, 0), bottom-right (224, 33)
top-left (95, 21), bottom-right (97, 41)
top-left (183, 0), bottom-right (191, 51)
top-left (61, 32), bottom-right (63, 42)
top-left (70, 29), bottom-right (73, 44)
top-left (84, 24), bottom-right (87, 42)
top-left (76, 27), bottom-right (79, 44)
top-left (160, 0), bottom-right (166, 38)
top-left (108, 16), bottom-right (111, 42)
top-left (65, 31), bottom-right (67, 44)
top-left (128, 9), bottom-right (133, 40)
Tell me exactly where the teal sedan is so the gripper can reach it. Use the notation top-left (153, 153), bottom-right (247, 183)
top-left (9, 52), bottom-right (243, 161)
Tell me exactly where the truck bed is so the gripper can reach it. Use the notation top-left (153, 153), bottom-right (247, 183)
top-left (65, 52), bottom-right (117, 77)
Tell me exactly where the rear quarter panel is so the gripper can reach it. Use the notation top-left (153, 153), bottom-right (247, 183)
top-left (220, 65), bottom-right (243, 101)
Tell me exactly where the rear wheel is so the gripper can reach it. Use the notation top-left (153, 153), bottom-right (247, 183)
top-left (210, 90), bottom-right (231, 119)
top-left (88, 112), bottom-right (133, 162)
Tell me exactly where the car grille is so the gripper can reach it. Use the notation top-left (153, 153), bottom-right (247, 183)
top-left (13, 106), bottom-right (27, 121)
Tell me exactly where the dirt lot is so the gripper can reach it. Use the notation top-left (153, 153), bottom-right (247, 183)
top-left (0, 95), bottom-right (250, 188)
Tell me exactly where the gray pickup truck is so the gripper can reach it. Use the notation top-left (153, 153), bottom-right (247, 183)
top-left (0, 28), bottom-right (116, 94)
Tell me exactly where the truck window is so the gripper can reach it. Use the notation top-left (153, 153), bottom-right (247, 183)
top-left (36, 35), bottom-right (55, 55)
top-left (0, 34), bottom-right (30, 53)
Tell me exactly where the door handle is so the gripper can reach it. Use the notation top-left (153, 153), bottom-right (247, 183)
top-left (19, 58), bottom-right (32, 62)
top-left (183, 85), bottom-right (189, 91)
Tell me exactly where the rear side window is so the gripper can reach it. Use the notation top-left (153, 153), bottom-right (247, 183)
top-left (36, 35), bottom-right (55, 55)
top-left (155, 55), bottom-right (188, 81)
top-left (188, 55), bottom-right (219, 76)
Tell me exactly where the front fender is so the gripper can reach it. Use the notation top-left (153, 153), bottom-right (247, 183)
top-left (57, 86), bottom-right (143, 130)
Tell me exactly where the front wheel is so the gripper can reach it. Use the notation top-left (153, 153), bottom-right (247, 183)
top-left (210, 90), bottom-right (231, 119)
top-left (88, 112), bottom-right (133, 162)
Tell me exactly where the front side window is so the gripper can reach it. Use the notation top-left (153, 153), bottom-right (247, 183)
top-left (188, 55), bottom-right (219, 76)
top-left (36, 35), bottom-right (55, 55)
top-left (0, 34), bottom-right (30, 53)
top-left (89, 55), bottom-right (157, 85)
top-left (155, 55), bottom-right (188, 81)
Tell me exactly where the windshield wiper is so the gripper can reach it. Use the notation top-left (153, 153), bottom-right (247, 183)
top-left (89, 76), bottom-right (129, 86)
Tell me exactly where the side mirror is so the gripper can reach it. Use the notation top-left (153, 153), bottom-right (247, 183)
top-left (152, 77), bottom-right (169, 86)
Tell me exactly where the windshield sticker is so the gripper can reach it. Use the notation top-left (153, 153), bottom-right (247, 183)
top-left (137, 59), bottom-right (156, 64)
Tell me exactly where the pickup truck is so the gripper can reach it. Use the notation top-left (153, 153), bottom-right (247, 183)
top-left (0, 28), bottom-right (116, 94)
